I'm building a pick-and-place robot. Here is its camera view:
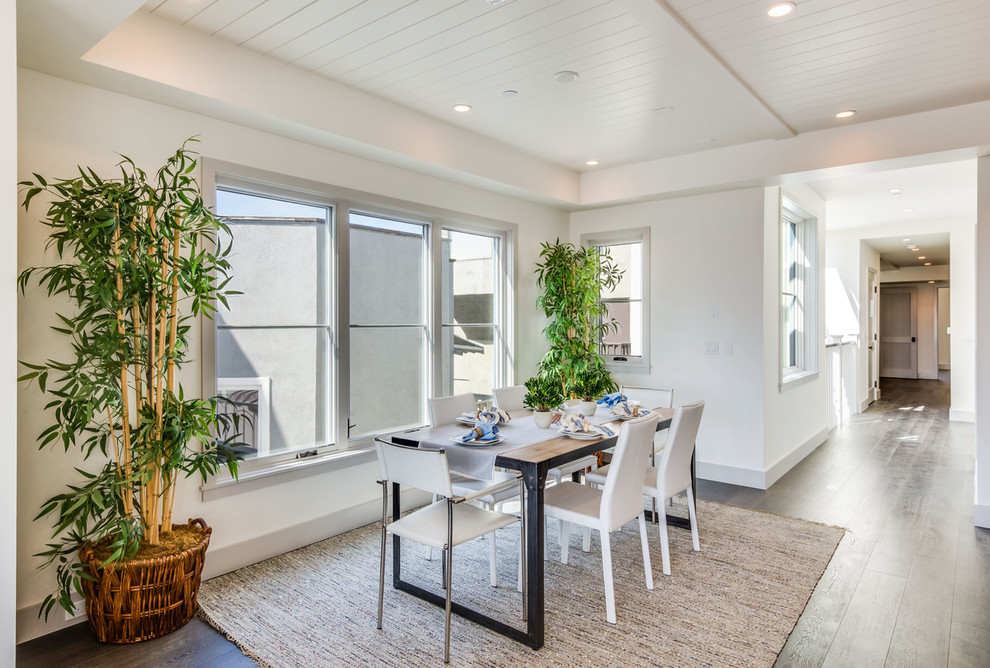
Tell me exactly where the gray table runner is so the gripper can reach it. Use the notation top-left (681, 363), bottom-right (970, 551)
top-left (418, 411), bottom-right (619, 480)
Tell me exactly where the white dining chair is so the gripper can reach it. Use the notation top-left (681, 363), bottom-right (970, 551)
top-left (645, 399), bottom-right (705, 575)
top-left (427, 393), bottom-right (521, 589)
top-left (619, 384), bottom-right (674, 457)
top-left (493, 385), bottom-right (527, 413)
top-left (428, 393), bottom-right (478, 427)
top-left (375, 437), bottom-right (526, 663)
top-left (542, 412), bottom-right (660, 624)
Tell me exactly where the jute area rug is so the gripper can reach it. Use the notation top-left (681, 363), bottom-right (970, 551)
top-left (198, 499), bottom-right (843, 667)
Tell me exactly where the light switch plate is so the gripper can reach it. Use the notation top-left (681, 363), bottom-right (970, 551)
top-left (704, 340), bottom-right (719, 354)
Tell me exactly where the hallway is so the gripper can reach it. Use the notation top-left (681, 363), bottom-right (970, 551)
top-left (700, 376), bottom-right (987, 666)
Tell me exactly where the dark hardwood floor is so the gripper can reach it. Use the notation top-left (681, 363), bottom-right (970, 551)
top-left (18, 375), bottom-right (987, 667)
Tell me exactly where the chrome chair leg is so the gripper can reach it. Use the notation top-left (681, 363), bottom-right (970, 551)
top-left (377, 482), bottom-right (387, 630)
top-left (444, 502), bottom-right (454, 664)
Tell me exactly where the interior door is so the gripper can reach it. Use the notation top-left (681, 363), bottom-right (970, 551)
top-left (879, 286), bottom-right (918, 379)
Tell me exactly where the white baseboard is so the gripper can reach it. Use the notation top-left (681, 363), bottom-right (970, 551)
top-left (696, 461), bottom-right (768, 490)
top-left (974, 504), bottom-right (990, 529)
top-left (17, 595), bottom-right (87, 644)
top-left (764, 428), bottom-right (829, 489)
top-left (17, 490), bottom-right (432, 644)
top-left (698, 428), bottom-right (828, 491)
top-left (950, 408), bottom-right (975, 422)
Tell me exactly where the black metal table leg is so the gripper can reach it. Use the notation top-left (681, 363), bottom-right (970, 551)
top-left (521, 462), bottom-right (547, 650)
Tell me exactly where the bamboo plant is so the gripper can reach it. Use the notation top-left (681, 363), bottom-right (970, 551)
top-left (18, 140), bottom-right (243, 619)
top-left (534, 239), bottom-right (622, 398)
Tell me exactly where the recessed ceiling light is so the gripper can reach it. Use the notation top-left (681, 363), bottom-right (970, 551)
top-left (767, 2), bottom-right (795, 18)
top-left (911, 248), bottom-right (920, 252)
top-left (890, 188), bottom-right (902, 195)
top-left (453, 104), bottom-right (472, 112)
top-left (902, 238), bottom-right (911, 242)
top-left (904, 208), bottom-right (914, 213)
top-left (554, 71), bottom-right (579, 83)
top-left (918, 256), bottom-right (926, 260)
top-left (586, 160), bottom-right (599, 166)
top-left (928, 280), bottom-right (936, 284)
top-left (835, 109), bottom-right (856, 119)
top-left (924, 262), bottom-right (932, 266)
top-left (502, 90), bottom-right (518, 98)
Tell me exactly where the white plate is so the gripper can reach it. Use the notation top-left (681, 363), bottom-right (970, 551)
top-left (559, 431), bottom-right (606, 440)
top-left (449, 434), bottom-right (505, 446)
top-left (455, 416), bottom-right (477, 425)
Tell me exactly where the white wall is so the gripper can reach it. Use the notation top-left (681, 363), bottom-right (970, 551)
top-left (2, 0), bottom-right (17, 662)
top-left (15, 68), bottom-right (567, 641)
top-left (570, 188), bottom-right (770, 487)
top-left (938, 287), bottom-right (951, 368)
top-left (976, 154), bottom-right (990, 528)
top-left (762, 184), bottom-right (829, 485)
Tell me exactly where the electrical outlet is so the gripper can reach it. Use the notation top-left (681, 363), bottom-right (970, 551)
top-left (722, 340), bottom-right (733, 355)
top-left (65, 594), bottom-right (85, 621)
top-left (704, 340), bottom-right (719, 354)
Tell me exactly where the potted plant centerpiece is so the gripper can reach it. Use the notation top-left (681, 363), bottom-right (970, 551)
top-left (524, 375), bottom-right (565, 429)
top-left (18, 140), bottom-right (244, 643)
top-left (572, 363), bottom-right (619, 416)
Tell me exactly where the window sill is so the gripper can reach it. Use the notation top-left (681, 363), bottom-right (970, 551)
top-left (201, 445), bottom-right (375, 501)
top-left (605, 357), bottom-right (651, 373)
top-left (779, 368), bottom-right (819, 391)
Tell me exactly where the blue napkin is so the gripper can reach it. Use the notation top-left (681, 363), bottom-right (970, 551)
top-left (462, 422), bottom-right (500, 442)
top-left (597, 392), bottom-right (626, 407)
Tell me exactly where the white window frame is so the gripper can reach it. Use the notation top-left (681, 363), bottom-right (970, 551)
top-left (200, 159), bottom-right (513, 492)
top-left (582, 227), bottom-right (651, 372)
top-left (438, 225), bottom-right (510, 402)
top-left (779, 196), bottom-right (819, 388)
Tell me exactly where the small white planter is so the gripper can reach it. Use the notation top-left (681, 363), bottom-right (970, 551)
top-left (579, 400), bottom-right (598, 416)
top-left (534, 410), bottom-right (554, 429)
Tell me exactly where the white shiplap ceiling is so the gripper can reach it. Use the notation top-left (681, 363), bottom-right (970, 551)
top-left (139, 0), bottom-right (990, 172)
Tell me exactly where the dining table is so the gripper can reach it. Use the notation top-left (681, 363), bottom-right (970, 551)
top-left (391, 405), bottom-right (676, 650)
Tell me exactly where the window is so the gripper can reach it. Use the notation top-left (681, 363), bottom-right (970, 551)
top-left (348, 213), bottom-right (429, 438)
top-left (780, 196), bottom-right (818, 385)
top-left (214, 189), bottom-right (332, 460)
top-left (206, 165), bottom-right (511, 480)
top-left (440, 229), bottom-right (503, 402)
top-left (583, 229), bottom-right (650, 368)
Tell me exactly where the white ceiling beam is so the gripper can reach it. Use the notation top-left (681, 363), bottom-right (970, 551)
top-left (581, 99), bottom-right (990, 206)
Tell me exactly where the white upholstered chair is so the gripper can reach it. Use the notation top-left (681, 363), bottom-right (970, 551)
top-left (645, 399), bottom-right (705, 575)
top-left (586, 399), bottom-right (705, 575)
top-left (375, 437), bottom-right (525, 663)
top-left (492, 385), bottom-right (527, 415)
top-left (542, 412), bottom-right (660, 624)
top-left (428, 393), bottom-right (478, 427)
top-left (619, 385), bottom-right (674, 457)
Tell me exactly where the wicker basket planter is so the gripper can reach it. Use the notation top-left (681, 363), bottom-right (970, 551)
top-left (78, 518), bottom-right (212, 644)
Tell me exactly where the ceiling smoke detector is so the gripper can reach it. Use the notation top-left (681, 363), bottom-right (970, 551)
top-left (554, 71), bottom-right (579, 84)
